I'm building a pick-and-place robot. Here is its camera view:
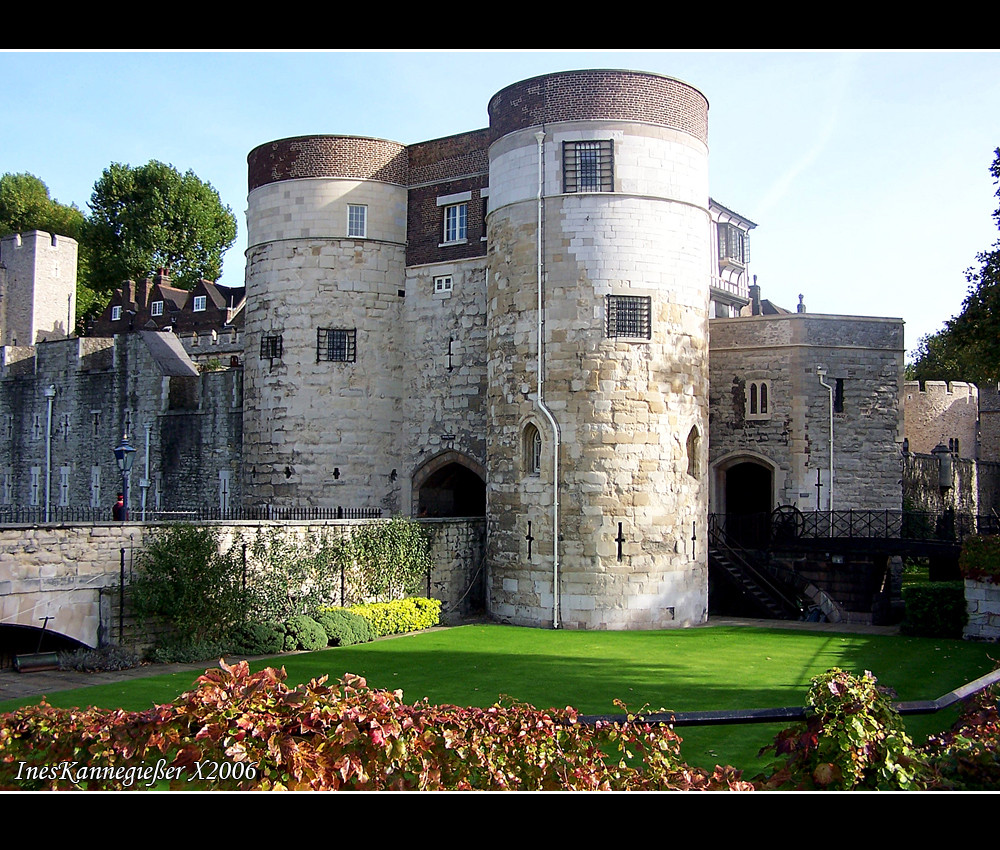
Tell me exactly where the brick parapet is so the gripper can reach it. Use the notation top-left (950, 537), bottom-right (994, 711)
top-left (487, 70), bottom-right (708, 144)
top-left (248, 136), bottom-right (408, 191)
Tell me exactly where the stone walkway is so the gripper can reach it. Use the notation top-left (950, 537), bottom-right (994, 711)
top-left (0, 617), bottom-right (900, 706)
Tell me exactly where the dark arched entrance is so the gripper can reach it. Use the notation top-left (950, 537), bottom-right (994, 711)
top-left (724, 461), bottom-right (773, 548)
top-left (413, 455), bottom-right (486, 518)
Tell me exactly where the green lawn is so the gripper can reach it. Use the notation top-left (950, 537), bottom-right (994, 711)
top-left (2, 624), bottom-right (995, 773)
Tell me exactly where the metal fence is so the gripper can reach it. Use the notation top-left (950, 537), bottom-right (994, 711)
top-left (710, 509), bottom-right (1000, 548)
top-left (0, 505), bottom-right (383, 525)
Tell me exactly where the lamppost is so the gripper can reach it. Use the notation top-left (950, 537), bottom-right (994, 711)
top-left (113, 433), bottom-right (136, 521)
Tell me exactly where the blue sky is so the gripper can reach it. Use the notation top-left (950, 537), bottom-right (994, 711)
top-left (3, 50), bottom-right (998, 358)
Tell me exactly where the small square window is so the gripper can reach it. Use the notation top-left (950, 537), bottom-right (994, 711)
top-left (151, 300), bottom-right (163, 317)
top-left (606, 295), bottom-right (651, 340)
top-left (193, 295), bottom-right (206, 312)
top-left (111, 305), bottom-right (122, 321)
top-left (260, 334), bottom-right (283, 360)
top-left (348, 204), bottom-right (367, 238)
top-left (434, 275), bottom-right (453, 293)
top-left (564, 140), bottom-right (614, 193)
top-left (444, 203), bottom-right (467, 243)
top-left (317, 328), bottom-right (356, 363)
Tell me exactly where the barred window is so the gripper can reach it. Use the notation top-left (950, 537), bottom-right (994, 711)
top-left (564, 140), bottom-right (614, 193)
top-left (260, 335), bottom-right (283, 360)
top-left (606, 295), bottom-right (651, 339)
top-left (317, 328), bottom-right (356, 363)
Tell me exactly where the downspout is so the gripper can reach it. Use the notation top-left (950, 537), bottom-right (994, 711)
top-left (43, 385), bottom-right (55, 523)
top-left (534, 130), bottom-right (561, 629)
top-left (141, 421), bottom-right (151, 522)
top-left (816, 367), bottom-right (834, 513)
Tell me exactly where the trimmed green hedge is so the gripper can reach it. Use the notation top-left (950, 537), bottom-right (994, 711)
top-left (283, 615), bottom-right (328, 652)
top-left (901, 582), bottom-right (968, 639)
top-left (315, 608), bottom-right (373, 647)
top-left (349, 597), bottom-right (441, 638)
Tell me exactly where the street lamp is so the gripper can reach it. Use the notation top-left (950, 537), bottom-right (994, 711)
top-left (113, 433), bottom-right (137, 521)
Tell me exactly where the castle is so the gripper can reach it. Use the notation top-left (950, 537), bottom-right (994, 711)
top-left (0, 70), bottom-right (913, 633)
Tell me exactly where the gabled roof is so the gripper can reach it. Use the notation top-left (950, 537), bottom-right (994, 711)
top-left (139, 330), bottom-right (199, 377)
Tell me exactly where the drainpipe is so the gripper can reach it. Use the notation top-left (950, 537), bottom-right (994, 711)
top-left (43, 385), bottom-right (56, 523)
top-left (816, 367), bottom-right (834, 513)
top-left (534, 130), bottom-right (561, 629)
top-left (141, 421), bottom-right (151, 521)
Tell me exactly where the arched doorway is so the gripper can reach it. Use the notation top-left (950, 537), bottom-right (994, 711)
top-left (412, 452), bottom-right (486, 518)
top-left (722, 459), bottom-right (773, 548)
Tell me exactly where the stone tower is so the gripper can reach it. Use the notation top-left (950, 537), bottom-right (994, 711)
top-left (0, 230), bottom-right (78, 345)
top-left (243, 136), bottom-right (408, 512)
top-left (485, 70), bottom-right (711, 629)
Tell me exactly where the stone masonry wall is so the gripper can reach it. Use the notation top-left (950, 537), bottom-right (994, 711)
top-left (0, 518), bottom-right (484, 648)
top-left (709, 313), bottom-right (904, 513)
top-left (0, 231), bottom-right (77, 346)
top-left (903, 380), bottom-right (978, 458)
top-left (486, 106), bottom-right (710, 630)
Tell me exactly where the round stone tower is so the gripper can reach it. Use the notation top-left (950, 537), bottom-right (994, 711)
top-left (244, 136), bottom-right (408, 512)
top-left (485, 70), bottom-right (711, 629)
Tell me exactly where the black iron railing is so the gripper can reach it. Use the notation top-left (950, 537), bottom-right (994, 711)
top-left (0, 505), bottom-right (382, 525)
top-left (710, 510), bottom-right (1000, 547)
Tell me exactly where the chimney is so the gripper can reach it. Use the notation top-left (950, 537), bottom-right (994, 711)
top-left (749, 275), bottom-right (761, 316)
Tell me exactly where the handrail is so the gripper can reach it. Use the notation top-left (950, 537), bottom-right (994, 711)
top-left (708, 521), bottom-right (802, 617)
top-left (577, 667), bottom-right (1000, 728)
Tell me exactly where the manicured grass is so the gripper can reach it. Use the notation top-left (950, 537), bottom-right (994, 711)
top-left (2, 624), bottom-right (995, 773)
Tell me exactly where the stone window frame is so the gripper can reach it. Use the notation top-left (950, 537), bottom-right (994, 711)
top-left (746, 380), bottom-right (771, 421)
top-left (59, 466), bottom-right (70, 507)
top-left (606, 294), bottom-right (651, 340)
top-left (686, 425), bottom-right (701, 479)
top-left (437, 191), bottom-right (471, 246)
top-left (151, 300), bottom-right (164, 317)
top-left (90, 465), bottom-right (101, 508)
top-left (2, 469), bottom-right (12, 506)
top-left (29, 466), bottom-right (40, 506)
top-left (523, 422), bottom-right (543, 477)
top-left (317, 328), bottom-right (357, 363)
top-left (193, 295), bottom-right (207, 312)
top-left (111, 305), bottom-right (122, 322)
top-left (563, 140), bottom-right (614, 193)
top-left (347, 204), bottom-right (367, 238)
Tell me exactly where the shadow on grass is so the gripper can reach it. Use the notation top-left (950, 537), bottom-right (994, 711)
top-left (2, 624), bottom-right (996, 772)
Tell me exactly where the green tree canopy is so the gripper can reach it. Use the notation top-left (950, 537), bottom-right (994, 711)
top-left (908, 149), bottom-right (1000, 386)
top-left (0, 172), bottom-right (85, 241)
top-left (83, 160), bottom-right (237, 292)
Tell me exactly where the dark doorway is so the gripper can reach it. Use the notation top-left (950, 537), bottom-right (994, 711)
top-left (725, 461), bottom-right (772, 548)
top-left (417, 462), bottom-right (486, 517)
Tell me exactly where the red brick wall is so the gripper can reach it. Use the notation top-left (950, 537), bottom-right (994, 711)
top-left (247, 136), bottom-right (408, 192)
top-left (487, 70), bottom-right (708, 144)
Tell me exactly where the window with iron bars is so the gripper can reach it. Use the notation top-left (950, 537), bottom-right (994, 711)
top-left (606, 295), bottom-right (651, 339)
top-left (563, 140), bottom-right (614, 193)
top-left (260, 335), bottom-right (283, 360)
top-left (317, 328), bottom-right (357, 363)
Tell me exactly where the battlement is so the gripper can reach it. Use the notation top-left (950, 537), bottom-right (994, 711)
top-left (903, 380), bottom-right (978, 401)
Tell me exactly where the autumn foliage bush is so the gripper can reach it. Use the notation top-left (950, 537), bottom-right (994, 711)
top-left (0, 660), bottom-right (750, 791)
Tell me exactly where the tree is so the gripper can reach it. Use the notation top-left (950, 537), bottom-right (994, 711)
top-left (0, 172), bottom-right (85, 240)
top-left (908, 149), bottom-right (1000, 386)
top-left (83, 160), bottom-right (237, 292)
